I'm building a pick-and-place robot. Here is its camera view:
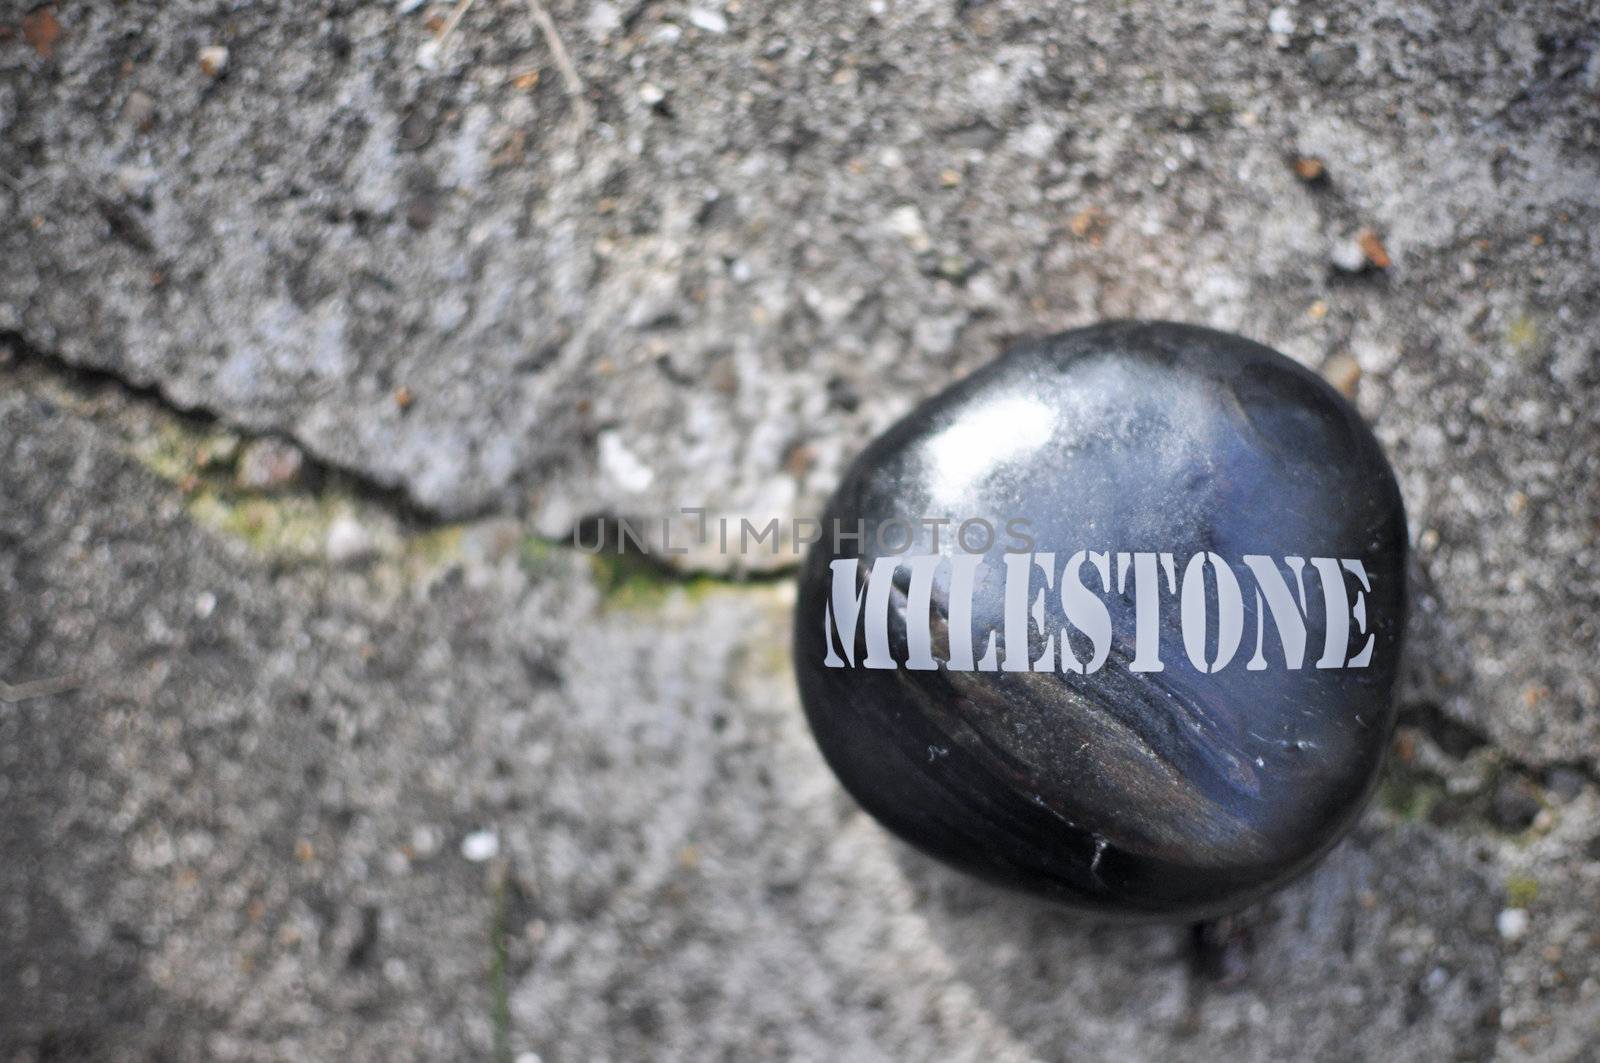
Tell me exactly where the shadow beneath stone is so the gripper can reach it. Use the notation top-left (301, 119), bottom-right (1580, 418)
top-left (893, 820), bottom-right (1502, 1061)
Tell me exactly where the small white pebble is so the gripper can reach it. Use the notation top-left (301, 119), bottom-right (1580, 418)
top-left (115, 165), bottom-right (159, 199)
top-left (1497, 908), bottom-right (1529, 941)
top-left (198, 45), bottom-right (229, 77)
top-left (585, 1), bottom-right (622, 39)
top-left (194, 591), bottom-right (217, 619)
top-left (461, 830), bottom-right (500, 862)
top-left (598, 431), bottom-right (655, 492)
top-left (687, 7), bottom-right (728, 33)
top-left (1330, 238), bottom-right (1368, 273)
top-left (411, 825), bottom-right (441, 857)
top-left (326, 515), bottom-right (376, 565)
top-left (887, 204), bottom-right (930, 252)
top-left (1267, 6), bottom-right (1296, 36)
top-left (639, 83), bottom-right (666, 106)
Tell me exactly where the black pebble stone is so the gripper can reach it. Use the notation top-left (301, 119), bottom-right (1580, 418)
top-left (795, 321), bottom-right (1408, 920)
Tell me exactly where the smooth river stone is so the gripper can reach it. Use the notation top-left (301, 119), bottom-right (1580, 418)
top-left (794, 321), bottom-right (1408, 920)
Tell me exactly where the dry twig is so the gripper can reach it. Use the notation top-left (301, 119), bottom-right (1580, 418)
top-left (0, 672), bottom-right (80, 704)
top-left (436, 0), bottom-right (478, 48)
top-left (525, 0), bottom-right (589, 122)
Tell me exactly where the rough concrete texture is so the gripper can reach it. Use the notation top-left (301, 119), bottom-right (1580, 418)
top-left (2, 0), bottom-right (1598, 1058)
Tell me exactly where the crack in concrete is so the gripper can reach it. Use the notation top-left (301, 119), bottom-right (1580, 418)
top-left (0, 329), bottom-right (440, 524)
top-left (0, 329), bottom-right (797, 586)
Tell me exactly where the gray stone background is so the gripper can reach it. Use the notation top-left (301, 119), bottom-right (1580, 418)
top-left (2, 0), bottom-right (1598, 1058)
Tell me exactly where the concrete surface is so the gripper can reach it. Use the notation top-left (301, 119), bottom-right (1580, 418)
top-left (2, 0), bottom-right (1598, 1058)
